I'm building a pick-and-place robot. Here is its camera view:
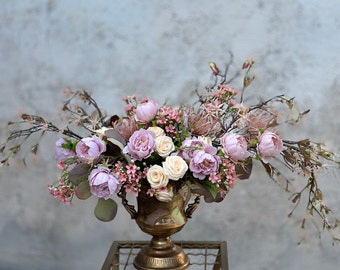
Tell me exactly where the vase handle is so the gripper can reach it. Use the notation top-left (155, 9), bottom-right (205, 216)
top-left (185, 195), bottom-right (201, 219)
top-left (118, 190), bottom-right (138, 219)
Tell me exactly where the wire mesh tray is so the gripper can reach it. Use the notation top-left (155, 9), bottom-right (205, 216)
top-left (102, 241), bottom-right (229, 270)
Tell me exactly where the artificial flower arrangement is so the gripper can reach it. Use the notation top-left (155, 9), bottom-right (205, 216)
top-left (1, 58), bottom-right (339, 241)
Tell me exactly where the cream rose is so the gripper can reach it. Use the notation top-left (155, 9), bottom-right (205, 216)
top-left (155, 136), bottom-right (176, 157)
top-left (147, 165), bottom-right (169, 189)
top-left (198, 136), bottom-right (212, 146)
top-left (155, 187), bottom-right (174, 202)
top-left (163, 156), bottom-right (188, 180)
top-left (147, 126), bottom-right (165, 138)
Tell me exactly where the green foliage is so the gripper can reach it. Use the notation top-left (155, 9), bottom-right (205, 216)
top-left (94, 198), bottom-right (118, 222)
top-left (75, 181), bottom-right (92, 200)
top-left (68, 164), bottom-right (91, 186)
top-left (61, 138), bottom-right (77, 152)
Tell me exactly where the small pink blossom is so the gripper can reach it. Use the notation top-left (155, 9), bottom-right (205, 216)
top-left (117, 173), bottom-right (127, 183)
top-left (220, 133), bottom-right (250, 161)
top-left (221, 158), bottom-right (237, 184)
top-left (48, 179), bottom-right (75, 205)
top-left (75, 135), bottom-right (106, 163)
top-left (126, 164), bottom-right (138, 175)
top-left (165, 124), bottom-right (175, 134)
top-left (147, 188), bottom-right (155, 197)
top-left (134, 99), bottom-right (159, 124)
top-left (124, 103), bottom-right (134, 114)
top-left (218, 84), bottom-right (238, 95)
top-left (157, 106), bottom-right (182, 129)
top-left (229, 99), bottom-right (237, 106)
top-left (257, 131), bottom-right (283, 163)
top-left (57, 161), bottom-right (66, 170)
top-left (125, 184), bottom-right (139, 196)
top-left (209, 172), bottom-right (222, 184)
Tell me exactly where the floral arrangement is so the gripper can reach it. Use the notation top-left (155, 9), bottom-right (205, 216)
top-left (1, 58), bottom-right (339, 241)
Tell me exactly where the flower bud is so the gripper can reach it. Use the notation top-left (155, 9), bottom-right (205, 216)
top-left (209, 62), bottom-right (220, 75)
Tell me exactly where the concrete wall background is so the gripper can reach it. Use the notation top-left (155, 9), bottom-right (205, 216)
top-left (0, 1), bottom-right (339, 269)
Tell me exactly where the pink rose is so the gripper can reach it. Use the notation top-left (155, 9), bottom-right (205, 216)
top-left (257, 131), bottom-right (283, 163)
top-left (89, 166), bottom-right (120, 199)
top-left (55, 138), bottom-right (75, 162)
top-left (134, 99), bottom-right (159, 124)
top-left (75, 135), bottom-right (106, 163)
top-left (123, 129), bottom-right (155, 160)
top-left (220, 133), bottom-right (249, 161)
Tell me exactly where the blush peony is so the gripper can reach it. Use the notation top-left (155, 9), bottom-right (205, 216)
top-left (123, 129), bottom-right (156, 160)
top-left (134, 99), bottom-right (159, 124)
top-left (88, 166), bottom-right (120, 200)
top-left (189, 146), bottom-right (221, 180)
top-left (220, 133), bottom-right (250, 161)
top-left (75, 135), bottom-right (106, 163)
top-left (177, 137), bottom-right (205, 161)
top-left (257, 131), bottom-right (283, 163)
top-left (55, 138), bottom-right (75, 162)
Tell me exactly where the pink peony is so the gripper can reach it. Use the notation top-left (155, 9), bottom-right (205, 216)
top-left (257, 131), bottom-right (283, 163)
top-left (123, 129), bottom-right (156, 160)
top-left (220, 133), bottom-right (249, 161)
top-left (88, 166), bottom-right (120, 199)
top-left (177, 137), bottom-right (205, 161)
top-left (55, 138), bottom-right (76, 162)
top-left (134, 99), bottom-right (159, 124)
top-left (75, 135), bottom-right (106, 163)
top-left (189, 146), bottom-right (221, 180)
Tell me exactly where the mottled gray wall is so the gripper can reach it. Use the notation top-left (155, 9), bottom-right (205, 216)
top-left (1, 1), bottom-right (340, 270)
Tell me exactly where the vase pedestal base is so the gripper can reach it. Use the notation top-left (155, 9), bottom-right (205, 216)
top-left (133, 236), bottom-right (189, 270)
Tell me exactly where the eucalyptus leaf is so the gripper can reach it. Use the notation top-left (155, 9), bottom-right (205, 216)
top-left (198, 180), bottom-right (218, 199)
top-left (94, 198), bottom-right (118, 222)
top-left (69, 163), bottom-right (91, 186)
top-left (75, 181), bottom-right (92, 200)
top-left (189, 180), bottom-right (219, 203)
top-left (235, 158), bottom-right (253, 180)
top-left (104, 129), bottom-right (126, 151)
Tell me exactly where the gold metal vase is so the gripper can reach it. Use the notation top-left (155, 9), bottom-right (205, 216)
top-left (119, 183), bottom-right (200, 270)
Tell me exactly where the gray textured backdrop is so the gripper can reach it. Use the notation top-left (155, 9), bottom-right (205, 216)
top-left (0, 1), bottom-right (340, 270)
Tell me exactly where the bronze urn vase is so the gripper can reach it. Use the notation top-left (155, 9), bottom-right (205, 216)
top-left (119, 183), bottom-right (200, 270)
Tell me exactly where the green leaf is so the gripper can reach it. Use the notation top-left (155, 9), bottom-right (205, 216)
top-left (61, 138), bottom-right (77, 151)
top-left (68, 163), bottom-right (91, 185)
top-left (235, 158), bottom-right (253, 180)
top-left (75, 181), bottom-right (92, 200)
top-left (104, 129), bottom-right (126, 151)
top-left (189, 180), bottom-right (219, 203)
top-left (94, 198), bottom-right (118, 222)
top-left (199, 180), bottom-right (218, 199)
